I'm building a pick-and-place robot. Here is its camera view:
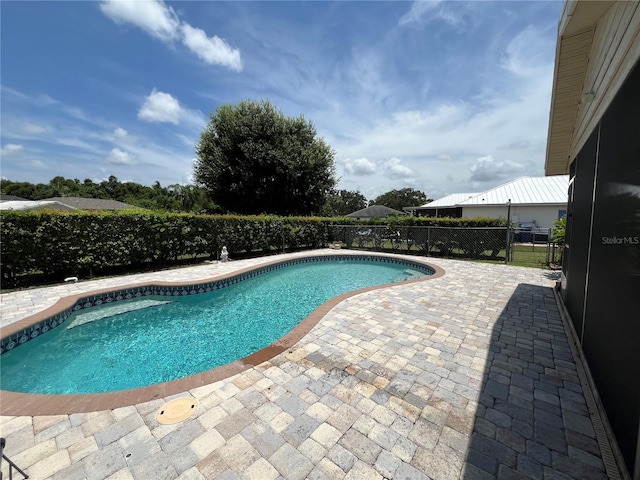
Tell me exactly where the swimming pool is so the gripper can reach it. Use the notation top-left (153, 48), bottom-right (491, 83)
top-left (1, 255), bottom-right (437, 395)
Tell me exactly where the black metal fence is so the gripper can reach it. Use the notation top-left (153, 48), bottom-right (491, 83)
top-left (329, 225), bottom-right (560, 267)
top-left (1, 437), bottom-right (29, 479)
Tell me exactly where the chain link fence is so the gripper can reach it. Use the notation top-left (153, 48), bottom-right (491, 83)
top-left (329, 225), bottom-right (560, 267)
top-left (509, 227), bottom-right (556, 266)
top-left (330, 225), bottom-right (509, 261)
top-left (509, 228), bottom-right (560, 266)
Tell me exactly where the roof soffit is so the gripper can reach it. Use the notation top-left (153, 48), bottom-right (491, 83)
top-left (546, 1), bottom-right (615, 175)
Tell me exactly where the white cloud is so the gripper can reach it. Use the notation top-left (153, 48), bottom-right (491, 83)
top-left (180, 24), bottom-right (242, 71)
top-left (503, 25), bottom-right (554, 78)
top-left (99, 0), bottom-right (180, 41)
top-left (138, 89), bottom-right (182, 124)
top-left (100, 0), bottom-right (241, 71)
top-left (112, 127), bottom-right (136, 144)
top-left (54, 137), bottom-right (97, 150)
top-left (107, 148), bottom-right (138, 165)
top-left (1, 144), bottom-right (24, 156)
top-left (398, 1), bottom-right (442, 26)
top-left (30, 159), bottom-right (47, 169)
top-left (469, 155), bottom-right (525, 183)
top-left (176, 133), bottom-right (195, 147)
top-left (137, 89), bottom-right (204, 126)
top-left (398, 1), bottom-right (465, 28)
top-left (113, 127), bottom-right (128, 140)
top-left (23, 123), bottom-right (49, 134)
top-left (0, 85), bottom-right (57, 107)
top-left (383, 157), bottom-right (415, 180)
top-left (344, 157), bottom-right (377, 176)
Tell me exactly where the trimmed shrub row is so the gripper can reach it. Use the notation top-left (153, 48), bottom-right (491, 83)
top-left (0, 210), bottom-right (506, 286)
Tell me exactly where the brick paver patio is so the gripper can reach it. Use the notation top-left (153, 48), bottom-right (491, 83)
top-left (0, 250), bottom-right (610, 479)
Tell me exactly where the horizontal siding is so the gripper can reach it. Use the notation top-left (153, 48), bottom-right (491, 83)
top-left (570, 2), bottom-right (640, 161)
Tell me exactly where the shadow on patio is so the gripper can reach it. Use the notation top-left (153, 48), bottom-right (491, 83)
top-left (461, 282), bottom-right (608, 480)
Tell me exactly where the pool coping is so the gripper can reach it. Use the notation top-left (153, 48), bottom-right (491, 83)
top-left (0, 252), bottom-right (445, 416)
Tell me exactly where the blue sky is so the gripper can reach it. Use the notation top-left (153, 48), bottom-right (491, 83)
top-left (1, 0), bottom-right (562, 200)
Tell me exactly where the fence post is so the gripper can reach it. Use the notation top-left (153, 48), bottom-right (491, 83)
top-left (427, 227), bottom-right (431, 257)
top-left (505, 200), bottom-right (511, 264)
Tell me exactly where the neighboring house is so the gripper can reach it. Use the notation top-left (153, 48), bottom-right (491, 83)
top-left (408, 176), bottom-right (569, 230)
top-left (0, 200), bottom-right (76, 212)
top-left (0, 195), bottom-right (29, 202)
top-left (42, 197), bottom-right (135, 211)
top-left (346, 205), bottom-right (407, 220)
top-left (0, 197), bottom-right (136, 212)
top-left (457, 176), bottom-right (568, 229)
top-left (406, 193), bottom-right (478, 218)
top-left (545, 2), bottom-right (639, 479)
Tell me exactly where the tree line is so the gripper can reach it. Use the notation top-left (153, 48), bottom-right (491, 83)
top-left (0, 176), bottom-right (430, 216)
top-left (0, 176), bottom-right (218, 213)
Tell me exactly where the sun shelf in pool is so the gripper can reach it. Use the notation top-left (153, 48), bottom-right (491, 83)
top-left (66, 299), bottom-right (173, 329)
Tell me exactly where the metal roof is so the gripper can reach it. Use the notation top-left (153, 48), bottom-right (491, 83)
top-left (43, 197), bottom-right (134, 210)
top-left (411, 193), bottom-right (478, 210)
top-left (0, 200), bottom-right (76, 211)
top-left (458, 176), bottom-right (569, 206)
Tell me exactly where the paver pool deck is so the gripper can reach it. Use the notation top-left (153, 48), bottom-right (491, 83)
top-left (0, 250), bottom-right (612, 479)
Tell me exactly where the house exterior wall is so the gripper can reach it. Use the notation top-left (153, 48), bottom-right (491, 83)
top-left (546, 3), bottom-right (640, 477)
top-left (415, 207), bottom-right (462, 218)
top-left (461, 205), bottom-right (565, 229)
top-left (561, 58), bottom-right (640, 479)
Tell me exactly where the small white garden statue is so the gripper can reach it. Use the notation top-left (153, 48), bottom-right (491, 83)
top-left (221, 246), bottom-right (229, 262)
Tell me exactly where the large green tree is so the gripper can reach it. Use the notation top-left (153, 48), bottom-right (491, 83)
top-left (322, 189), bottom-right (368, 216)
top-left (194, 100), bottom-right (336, 215)
top-left (370, 187), bottom-right (429, 211)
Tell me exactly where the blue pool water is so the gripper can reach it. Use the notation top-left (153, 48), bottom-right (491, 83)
top-left (1, 259), bottom-right (429, 394)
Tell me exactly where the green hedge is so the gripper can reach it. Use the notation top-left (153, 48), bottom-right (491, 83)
top-left (0, 211), bottom-right (329, 281)
top-left (0, 210), bottom-right (506, 284)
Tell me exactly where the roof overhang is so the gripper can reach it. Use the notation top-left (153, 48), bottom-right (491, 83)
top-left (409, 205), bottom-right (459, 211)
top-left (545, 1), bottom-right (615, 175)
top-left (461, 203), bottom-right (567, 208)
